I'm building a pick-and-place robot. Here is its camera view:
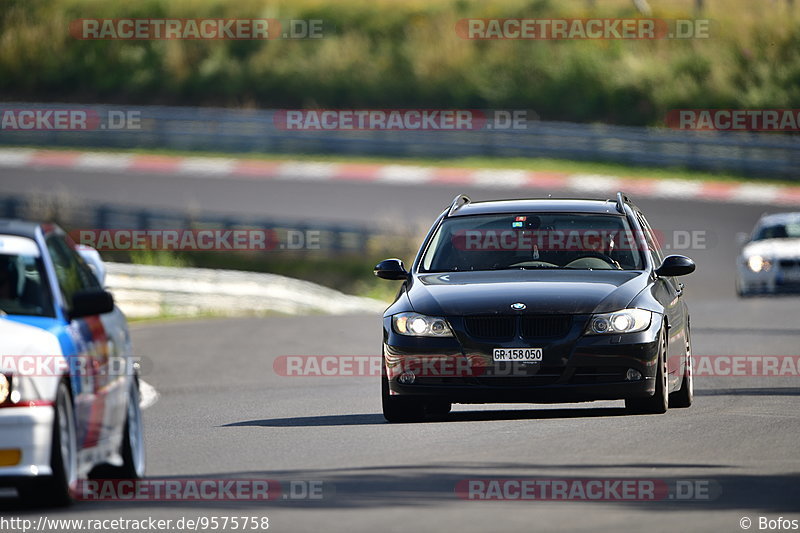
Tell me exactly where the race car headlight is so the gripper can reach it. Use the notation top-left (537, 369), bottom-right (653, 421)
top-left (393, 313), bottom-right (454, 337)
top-left (747, 255), bottom-right (771, 272)
top-left (0, 374), bottom-right (9, 404)
top-left (585, 309), bottom-right (652, 335)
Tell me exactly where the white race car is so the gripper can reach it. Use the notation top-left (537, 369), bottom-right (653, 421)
top-left (0, 219), bottom-right (144, 505)
top-left (736, 213), bottom-right (800, 296)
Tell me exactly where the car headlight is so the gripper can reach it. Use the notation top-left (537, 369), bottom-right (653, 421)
top-left (393, 313), bottom-right (454, 337)
top-left (747, 255), bottom-right (771, 272)
top-left (585, 309), bottom-right (652, 335)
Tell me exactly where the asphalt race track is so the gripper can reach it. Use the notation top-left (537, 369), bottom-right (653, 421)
top-left (2, 165), bottom-right (799, 531)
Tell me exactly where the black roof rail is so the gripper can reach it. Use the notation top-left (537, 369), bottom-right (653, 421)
top-left (615, 191), bottom-right (630, 214)
top-left (447, 194), bottom-right (471, 216)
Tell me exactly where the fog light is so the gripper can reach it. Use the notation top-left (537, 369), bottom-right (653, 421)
top-left (626, 369), bottom-right (642, 381)
top-left (398, 372), bottom-right (416, 385)
top-left (0, 449), bottom-right (21, 467)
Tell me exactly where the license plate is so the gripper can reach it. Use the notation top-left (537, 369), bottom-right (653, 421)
top-left (492, 348), bottom-right (542, 362)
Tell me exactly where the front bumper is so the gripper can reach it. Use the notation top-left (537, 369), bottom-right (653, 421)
top-left (737, 263), bottom-right (800, 294)
top-left (0, 406), bottom-right (54, 480)
top-left (383, 314), bottom-right (663, 404)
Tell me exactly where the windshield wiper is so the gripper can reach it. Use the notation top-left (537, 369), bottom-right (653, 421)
top-left (491, 265), bottom-right (561, 270)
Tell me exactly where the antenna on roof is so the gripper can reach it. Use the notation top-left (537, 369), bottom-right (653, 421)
top-left (448, 194), bottom-right (471, 216)
top-left (615, 191), bottom-right (630, 214)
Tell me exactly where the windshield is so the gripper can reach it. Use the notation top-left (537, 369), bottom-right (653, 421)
top-left (753, 222), bottom-right (800, 241)
top-left (420, 213), bottom-right (645, 272)
top-left (0, 236), bottom-right (55, 318)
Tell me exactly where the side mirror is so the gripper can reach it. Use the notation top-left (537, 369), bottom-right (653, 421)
top-left (374, 258), bottom-right (409, 280)
top-left (76, 245), bottom-right (107, 286)
top-left (655, 255), bottom-right (696, 277)
top-left (71, 288), bottom-right (115, 319)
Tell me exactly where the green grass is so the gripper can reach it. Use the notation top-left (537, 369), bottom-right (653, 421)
top-left (1, 0), bottom-right (798, 126)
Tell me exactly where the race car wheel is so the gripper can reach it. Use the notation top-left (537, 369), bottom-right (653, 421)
top-left (93, 379), bottom-right (145, 479)
top-left (382, 375), bottom-right (426, 423)
top-left (670, 334), bottom-right (694, 408)
top-left (23, 381), bottom-right (78, 506)
top-left (626, 329), bottom-right (669, 415)
top-left (426, 401), bottom-right (452, 416)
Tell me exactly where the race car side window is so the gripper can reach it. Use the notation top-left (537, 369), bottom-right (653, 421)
top-left (46, 235), bottom-right (101, 311)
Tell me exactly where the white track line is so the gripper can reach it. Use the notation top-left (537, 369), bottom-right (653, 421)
top-left (567, 174), bottom-right (622, 194)
top-left (651, 179), bottom-right (705, 198)
top-left (0, 148), bottom-right (35, 167)
top-left (276, 161), bottom-right (339, 180)
top-left (729, 183), bottom-right (781, 204)
top-left (471, 169), bottom-right (530, 188)
top-left (177, 157), bottom-right (236, 176)
top-left (75, 152), bottom-right (133, 171)
top-left (375, 165), bottom-right (434, 184)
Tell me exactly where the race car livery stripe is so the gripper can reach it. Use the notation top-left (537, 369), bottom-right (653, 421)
top-left (79, 316), bottom-right (109, 449)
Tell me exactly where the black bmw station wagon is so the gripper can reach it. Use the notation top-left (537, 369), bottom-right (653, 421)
top-left (375, 193), bottom-right (695, 422)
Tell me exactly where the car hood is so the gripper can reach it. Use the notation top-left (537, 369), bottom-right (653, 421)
top-left (409, 269), bottom-right (650, 316)
top-left (743, 239), bottom-right (800, 259)
top-left (0, 317), bottom-right (63, 357)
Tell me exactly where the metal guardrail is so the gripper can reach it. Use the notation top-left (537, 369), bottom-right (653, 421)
top-left (0, 103), bottom-right (798, 179)
top-left (0, 195), bottom-right (379, 255)
top-left (105, 262), bottom-right (385, 318)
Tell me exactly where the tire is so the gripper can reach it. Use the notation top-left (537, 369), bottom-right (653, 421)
top-left (626, 329), bottom-right (668, 415)
top-left (736, 281), bottom-right (749, 298)
top-left (381, 375), bottom-right (426, 423)
top-left (91, 380), bottom-right (145, 480)
top-left (23, 381), bottom-right (78, 506)
top-left (670, 333), bottom-right (693, 408)
top-left (425, 401), bottom-right (452, 416)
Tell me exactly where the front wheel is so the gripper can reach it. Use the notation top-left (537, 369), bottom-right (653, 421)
top-left (426, 401), bottom-right (452, 416)
top-left (21, 381), bottom-right (78, 506)
top-left (91, 380), bottom-right (146, 479)
top-left (670, 334), bottom-right (693, 408)
top-left (382, 376), bottom-right (426, 423)
top-left (626, 329), bottom-right (668, 414)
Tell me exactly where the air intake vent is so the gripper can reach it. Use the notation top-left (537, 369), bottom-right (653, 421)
top-left (520, 315), bottom-right (572, 338)
top-left (464, 316), bottom-right (515, 340)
